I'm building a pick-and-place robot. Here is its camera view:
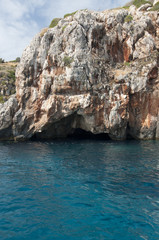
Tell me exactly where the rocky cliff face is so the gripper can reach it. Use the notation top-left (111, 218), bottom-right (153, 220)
top-left (1, 4), bottom-right (159, 140)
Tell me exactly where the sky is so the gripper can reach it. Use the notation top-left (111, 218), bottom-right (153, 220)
top-left (0, 0), bottom-right (128, 61)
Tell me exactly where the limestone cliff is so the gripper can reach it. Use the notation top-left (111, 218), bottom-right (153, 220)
top-left (1, 4), bottom-right (159, 140)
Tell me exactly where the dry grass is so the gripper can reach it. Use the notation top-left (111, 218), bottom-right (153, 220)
top-left (40, 28), bottom-right (48, 37)
top-left (0, 62), bottom-right (17, 68)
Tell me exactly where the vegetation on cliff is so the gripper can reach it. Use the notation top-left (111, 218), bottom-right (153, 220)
top-left (0, 62), bottom-right (17, 103)
top-left (124, 0), bottom-right (153, 8)
top-left (49, 18), bottom-right (61, 28)
top-left (64, 11), bottom-right (77, 18)
top-left (124, 14), bottom-right (133, 22)
top-left (151, 2), bottom-right (159, 11)
top-left (0, 58), bottom-right (5, 63)
top-left (49, 11), bottom-right (77, 29)
top-left (133, 0), bottom-right (152, 8)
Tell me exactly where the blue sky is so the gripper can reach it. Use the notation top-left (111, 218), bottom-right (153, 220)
top-left (0, 0), bottom-right (128, 61)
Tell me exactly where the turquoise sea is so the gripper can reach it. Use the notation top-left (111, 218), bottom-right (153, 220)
top-left (0, 140), bottom-right (159, 240)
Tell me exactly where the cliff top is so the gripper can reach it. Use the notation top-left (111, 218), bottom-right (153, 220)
top-left (124, 0), bottom-right (158, 8)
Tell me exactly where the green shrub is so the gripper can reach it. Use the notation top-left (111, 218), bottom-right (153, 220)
top-left (15, 57), bottom-right (20, 62)
top-left (64, 11), bottom-right (77, 18)
top-left (8, 70), bottom-right (15, 81)
top-left (0, 58), bottom-right (4, 63)
top-left (133, 0), bottom-right (152, 8)
top-left (49, 18), bottom-right (61, 28)
top-left (62, 25), bottom-right (68, 32)
top-left (11, 89), bottom-right (16, 94)
top-left (150, 2), bottom-right (159, 11)
top-left (0, 96), bottom-right (4, 103)
top-left (124, 61), bottom-right (130, 66)
top-left (10, 57), bottom-right (20, 63)
top-left (63, 56), bottom-right (73, 67)
top-left (1, 80), bottom-right (6, 85)
top-left (124, 15), bottom-right (133, 23)
top-left (122, 6), bottom-right (130, 9)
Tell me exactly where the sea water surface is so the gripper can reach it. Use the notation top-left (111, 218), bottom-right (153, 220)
top-left (0, 140), bottom-right (159, 240)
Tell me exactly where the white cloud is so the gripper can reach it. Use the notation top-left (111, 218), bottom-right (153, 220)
top-left (0, 0), bottom-right (45, 60)
top-left (0, 0), bottom-right (128, 61)
top-left (0, 0), bottom-right (27, 20)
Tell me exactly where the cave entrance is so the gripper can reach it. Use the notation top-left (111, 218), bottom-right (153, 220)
top-left (31, 114), bottom-right (110, 141)
top-left (68, 128), bottom-right (110, 140)
top-left (126, 123), bottom-right (136, 140)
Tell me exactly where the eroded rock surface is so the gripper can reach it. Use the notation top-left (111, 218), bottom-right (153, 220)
top-left (1, 5), bottom-right (159, 140)
top-left (0, 95), bottom-right (18, 139)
